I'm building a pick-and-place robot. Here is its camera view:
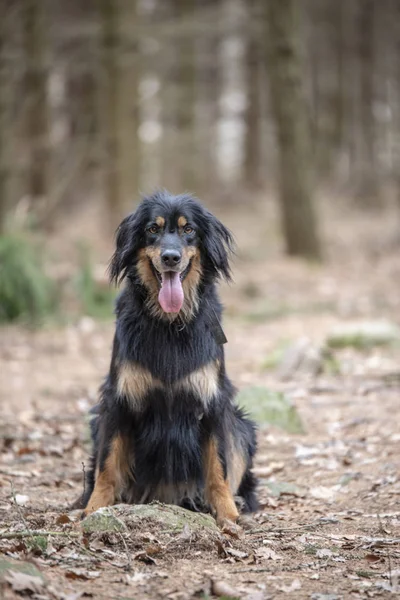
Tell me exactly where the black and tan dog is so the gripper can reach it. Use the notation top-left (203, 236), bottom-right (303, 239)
top-left (79, 191), bottom-right (257, 529)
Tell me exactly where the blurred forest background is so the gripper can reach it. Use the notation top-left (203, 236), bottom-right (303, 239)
top-left (1, 0), bottom-right (400, 322)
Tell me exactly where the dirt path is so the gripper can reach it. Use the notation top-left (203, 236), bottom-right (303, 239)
top-left (1, 205), bottom-right (400, 599)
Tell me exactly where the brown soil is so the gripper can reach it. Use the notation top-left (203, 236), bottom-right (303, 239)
top-left (1, 200), bottom-right (400, 599)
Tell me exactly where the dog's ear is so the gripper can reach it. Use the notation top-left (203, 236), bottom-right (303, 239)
top-left (201, 212), bottom-right (235, 281)
top-left (109, 206), bottom-right (146, 284)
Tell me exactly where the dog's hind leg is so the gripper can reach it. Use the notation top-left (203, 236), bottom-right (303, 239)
top-left (203, 437), bottom-right (239, 528)
top-left (83, 434), bottom-right (131, 516)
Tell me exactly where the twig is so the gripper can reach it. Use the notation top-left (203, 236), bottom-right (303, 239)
top-left (82, 462), bottom-right (86, 498)
top-left (232, 567), bottom-right (274, 574)
top-left (378, 513), bottom-right (393, 589)
top-left (119, 532), bottom-right (132, 572)
top-left (249, 521), bottom-right (321, 534)
top-left (10, 482), bottom-right (34, 544)
top-left (0, 530), bottom-right (80, 539)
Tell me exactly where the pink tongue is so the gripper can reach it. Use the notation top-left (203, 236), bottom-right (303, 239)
top-left (158, 272), bottom-right (184, 313)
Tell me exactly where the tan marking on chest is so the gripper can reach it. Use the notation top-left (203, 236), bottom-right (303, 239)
top-left (117, 359), bottom-right (220, 410)
top-left (117, 362), bottom-right (162, 409)
top-left (175, 361), bottom-right (220, 408)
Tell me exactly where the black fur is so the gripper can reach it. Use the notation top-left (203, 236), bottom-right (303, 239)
top-left (80, 191), bottom-right (258, 517)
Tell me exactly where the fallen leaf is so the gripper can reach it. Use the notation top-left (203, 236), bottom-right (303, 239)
top-left (56, 513), bottom-right (71, 525)
top-left (133, 551), bottom-right (157, 564)
top-left (277, 578), bottom-right (302, 593)
top-left (5, 570), bottom-right (44, 593)
top-left (65, 569), bottom-right (100, 581)
top-left (311, 595), bottom-right (339, 600)
top-left (309, 486), bottom-right (337, 501)
top-left (256, 547), bottom-right (282, 561)
top-left (215, 539), bottom-right (228, 557)
top-left (145, 544), bottom-right (162, 556)
top-left (365, 553), bottom-right (381, 563)
top-left (253, 462), bottom-right (285, 478)
top-left (212, 579), bottom-right (241, 598)
top-left (226, 547), bottom-right (248, 560)
top-left (126, 572), bottom-right (151, 584)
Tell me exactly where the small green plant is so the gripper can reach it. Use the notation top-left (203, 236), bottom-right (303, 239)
top-left (0, 234), bottom-right (57, 324)
top-left (75, 243), bottom-right (115, 319)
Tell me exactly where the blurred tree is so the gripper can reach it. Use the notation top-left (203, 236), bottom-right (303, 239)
top-left (23, 0), bottom-right (49, 220)
top-left (119, 0), bottom-right (140, 208)
top-left (0, 7), bottom-right (8, 233)
top-left (357, 0), bottom-right (379, 205)
top-left (244, 0), bottom-right (262, 188)
top-left (266, 0), bottom-right (322, 260)
top-left (175, 0), bottom-right (196, 191)
top-left (100, 0), bottom-right (122, 230)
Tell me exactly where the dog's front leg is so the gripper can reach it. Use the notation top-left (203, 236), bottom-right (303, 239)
top-left (83, 435), bottom-right (129, 516)
top-left (203, 437), bottom-right (239, 529)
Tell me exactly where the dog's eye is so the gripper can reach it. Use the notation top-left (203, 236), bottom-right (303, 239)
top-left (184, 225), bottom-right (194, 234)
top-left (148, 225), bottom-right (159, 235)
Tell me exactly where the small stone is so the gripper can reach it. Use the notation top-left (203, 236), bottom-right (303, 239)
top-left (14, 494), bottom-right (29, 506)
top-left (236, 386), bottom-right (304, 433)
top-left (114, 503), bottom-right (219, 533)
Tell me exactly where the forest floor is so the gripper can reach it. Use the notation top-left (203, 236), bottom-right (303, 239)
top-left (1, 198), bottom-right (400, 599)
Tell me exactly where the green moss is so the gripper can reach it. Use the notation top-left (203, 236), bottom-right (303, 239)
top-left (236, 386), bottom-right (305, 433)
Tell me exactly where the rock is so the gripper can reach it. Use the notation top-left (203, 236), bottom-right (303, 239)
top-left (278, 337), bottom-right (324, 380)
top-left (113, 503), bottom-right (219, 533)
top-left (236, 386), bottom-right (305, 433)
top-left (265, 481), bottom-right (306, 498)
top-left (326, 320), bottom-right (400, 349)
top-left (0, 556), bottom-right (47, 583)
top-left (81, 507), bottom-right (127, 533)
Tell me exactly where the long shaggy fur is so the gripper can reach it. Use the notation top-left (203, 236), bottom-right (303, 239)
top-left (78, 191), bottom-right (258, 522)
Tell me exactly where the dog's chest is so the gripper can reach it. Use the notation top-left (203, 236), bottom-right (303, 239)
top-left (117, 359), bottom-right (219, 413)
top-left (117, 313), bottom-right (220, 383)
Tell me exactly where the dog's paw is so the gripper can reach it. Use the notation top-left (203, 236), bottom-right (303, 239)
top-left (217, 517), bottom-right (243, 538)
top-left (237, 514), bottom-right (258, 530)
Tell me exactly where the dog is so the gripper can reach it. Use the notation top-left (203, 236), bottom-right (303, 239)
top-left (79, 191), bottom-right (257, 528)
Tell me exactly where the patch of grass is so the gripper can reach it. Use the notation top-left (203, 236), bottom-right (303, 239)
top-left (356, 570), bottom-right (376, 579)
top-left (236, 386), bottom-right (305, 433)
top-left (0, 233), bottom-right (57, 324)
top-left (304, 544), bottom-right (319, 555)
top-left (327, 321), bottom-right (400, 349)
top-left (74, 243), bottom-right (116, 319)
top-left (27, 535), bottom-right (48, 554)
top-left (243, 300), bottom-right (335, 323)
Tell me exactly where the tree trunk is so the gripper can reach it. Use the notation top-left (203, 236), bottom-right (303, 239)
top-left (119, 0), bottom-right (140, 208)
top-left (175, 0), bottom-right (196, 192)
top-left (357, 0), bottom-right (379, 205)
top-left (266, 0), bottom-right (322, 260)
top-left (23, 0), bottom-right (49, 216)
top-left (244, 0), bottom-right (262, 188)
top-left (0, 5), bottom-right (8, 233)
top-left (100, 0), bottom-right (123, 230)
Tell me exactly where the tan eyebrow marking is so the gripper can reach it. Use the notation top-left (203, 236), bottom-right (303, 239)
top-left (156, 216), bottom-right (165, 227)
top-left (177, 216), bottom-right (187, 228)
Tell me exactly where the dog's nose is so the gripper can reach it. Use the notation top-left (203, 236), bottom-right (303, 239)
top-left (161, 249), bottom-right (181, 267)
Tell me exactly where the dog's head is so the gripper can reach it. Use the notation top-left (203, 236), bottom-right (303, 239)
top-left (109, 191), bottom-right (234, 319)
